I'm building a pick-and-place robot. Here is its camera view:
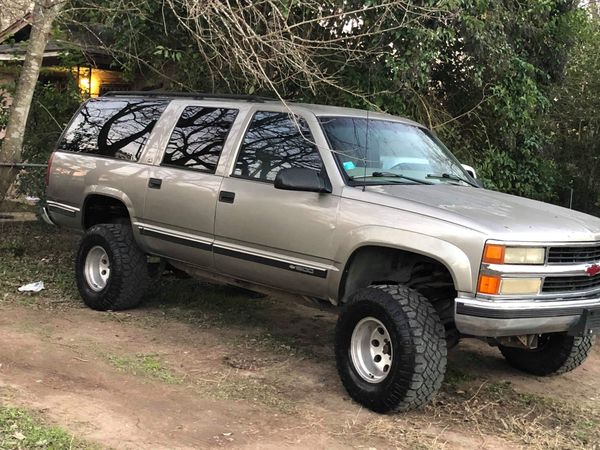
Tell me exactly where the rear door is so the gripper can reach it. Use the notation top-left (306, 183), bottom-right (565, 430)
top-left (140, 103), bottom-right (239, 268)
top-left (213, 110), bottom-right (340, 298)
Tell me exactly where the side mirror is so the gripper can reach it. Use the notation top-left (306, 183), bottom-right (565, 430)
top-left (461, 164), bottom-right (477, 179)
top-left (274, 168), bottom-right (332, 193)
top-left (461, 163), bottom-right (484, 188)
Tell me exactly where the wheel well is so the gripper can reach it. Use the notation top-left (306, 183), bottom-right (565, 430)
top-left (340, 246), bottom-right (458, 344)
top-left (83, 195), bottom-right (130, 229)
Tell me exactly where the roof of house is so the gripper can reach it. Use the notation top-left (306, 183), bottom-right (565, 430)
top-left (0, 14), bottom-right (115, 69)
top-left (0, 12), bottom-right (32, 44)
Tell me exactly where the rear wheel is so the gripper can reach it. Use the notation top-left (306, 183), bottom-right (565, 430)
top-left (335, 284), bottom-right (447, 413)
top-left (499, 333), bottom-right (595, 376)
top-left (76, 223), bottom-right (150, 311)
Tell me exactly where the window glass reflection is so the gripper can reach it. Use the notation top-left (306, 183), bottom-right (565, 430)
top-left (234, 112), bottom-right (323, 181)
top-left (320, 116), bottom-right (470, 185)
top-left (162, 106), bottom-right (238, 172)
top-left (58, 98), bottom-right (168, 161)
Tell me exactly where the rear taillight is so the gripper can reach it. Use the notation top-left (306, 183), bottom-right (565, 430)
top-left (45, 152), bottom-right (55, 187)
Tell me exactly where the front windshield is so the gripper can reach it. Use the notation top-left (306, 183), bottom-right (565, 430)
top-left (319, 116), bottom-right (474, 186)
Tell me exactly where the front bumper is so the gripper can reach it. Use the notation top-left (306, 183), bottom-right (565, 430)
top-left (455, 294), bottom-right (600, 337)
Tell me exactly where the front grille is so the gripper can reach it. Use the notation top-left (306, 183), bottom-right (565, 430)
top-left (547, 245), bottom-right (600, 264)
top-left (542, 274), bottom-right (600, 293)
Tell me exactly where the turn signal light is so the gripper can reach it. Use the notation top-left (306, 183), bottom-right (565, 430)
top-left (482, 244), bottom-right (505, 264)
top-left (478, 274), bottom-right (501, 295)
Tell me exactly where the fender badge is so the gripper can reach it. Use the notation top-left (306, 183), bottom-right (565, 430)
top-left (585, 264), bottom-right (600, 277)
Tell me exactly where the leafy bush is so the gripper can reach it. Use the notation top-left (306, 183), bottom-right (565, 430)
top-left (16, 78), bottom-right (81, 199)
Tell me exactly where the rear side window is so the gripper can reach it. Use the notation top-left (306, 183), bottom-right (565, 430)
top-left (162, 106), bottom-right (238, 172)
top-left (233, 111), bottom-right (322, 182)
top-left (57, 98), bottom-right (168, 161)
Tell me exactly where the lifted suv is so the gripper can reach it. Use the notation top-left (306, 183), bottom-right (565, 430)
top-left (45, 91), bottom-right (600, 413)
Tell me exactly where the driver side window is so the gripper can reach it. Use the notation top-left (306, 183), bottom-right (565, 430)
top-left (233, 111), bottom-right (323, 182)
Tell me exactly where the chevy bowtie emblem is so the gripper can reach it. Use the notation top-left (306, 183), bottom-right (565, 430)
top-left (585, 264), bottom-right (600, 277)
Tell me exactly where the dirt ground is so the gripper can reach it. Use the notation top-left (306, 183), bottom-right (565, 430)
top-left (1, 222), bottom-right (599, 449)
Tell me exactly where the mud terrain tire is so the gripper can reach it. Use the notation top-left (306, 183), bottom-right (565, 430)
top-left (76, 223), bottom-right (149, 311)
top-left (335, 284), bottom-right (447, 413)
top-left (499, 333), bottom-right (595, 376)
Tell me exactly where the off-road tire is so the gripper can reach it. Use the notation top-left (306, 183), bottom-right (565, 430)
top-left (76, 223), bottom-right (149, 311)
top-left (335, 284), bottom-right (447, 413)
top-left (499, 333), bottom-right (595, 376)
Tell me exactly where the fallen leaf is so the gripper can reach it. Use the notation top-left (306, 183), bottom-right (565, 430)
top-left (13, 431), bottom-right (25, 440)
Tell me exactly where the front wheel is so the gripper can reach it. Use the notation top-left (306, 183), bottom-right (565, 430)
top-left (335, 285), bottom-right (447, 413)
top-left (75, 223), bottom-right (150, 311)
top-left (499, 333), bottom-right (595, 376)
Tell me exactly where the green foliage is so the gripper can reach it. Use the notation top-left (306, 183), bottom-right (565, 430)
top-left (107, 353), bottom-right (184, 384)
top-left (546, 13), bottom-right (600, 215)
top-left (14, 0), bottom-right (598, 214)
top-left (17, 78), bottom-right (81, 199)
top-left (0, 406), bottom-right (90, 449)
top-left (0, 93), bottom-right (10, 131)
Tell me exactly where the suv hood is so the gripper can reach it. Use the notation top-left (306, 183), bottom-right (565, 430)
top-left (357, 184), bottom-right (600, 242)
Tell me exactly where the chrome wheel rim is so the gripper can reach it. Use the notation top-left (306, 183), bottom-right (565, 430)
top-left (350, 317), bottom-right (393, 383)
top-left (84, 245), bottom-right (110, 292)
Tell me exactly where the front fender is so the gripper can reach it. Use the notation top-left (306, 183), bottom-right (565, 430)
top-left (329, 225), bottom-right (476, 301)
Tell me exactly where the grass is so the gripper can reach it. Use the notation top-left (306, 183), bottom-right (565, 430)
top-left (140, 277), bottom-right (317, 358)
top-left (0, 220), bottom-right (321, 357)
top-left (443, 364), bottom-right (478, 387)
top-left (105, 350), bottom-right (297, 412)
top-left (0, 199), bottom-right (38, 213)
top-left (344, 376), bottom-right (600, 449)
top-left (417, 378), bottom-right (600, 449)
top-left (0, 406), bottom-right (91, 450)
top-left (0, 221), bottom-right (79, 306)
top-left (195, 372), bottom-right (297, 412)
top-left (106, 353), bottom-right (183, 384)
top-left (144, 278), bottom-right (273, 328)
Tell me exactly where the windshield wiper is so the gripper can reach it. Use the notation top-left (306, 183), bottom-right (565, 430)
top-left (350, 172), bottom-right (433, 185)
top-left (426, 172), bottom-right (478, 187)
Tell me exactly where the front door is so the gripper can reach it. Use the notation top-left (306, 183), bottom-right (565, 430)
top-left (214, 111), bottom-right (339, 298)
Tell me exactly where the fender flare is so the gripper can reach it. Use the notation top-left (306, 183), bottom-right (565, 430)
top-left (81, 185), bottom-right (137, 228)
top-left (330, 226), bottom-right (474, 301)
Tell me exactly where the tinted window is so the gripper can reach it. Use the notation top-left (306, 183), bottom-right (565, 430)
top-left (233, 112), bottom-right (322, 181)
top-left (162, 106), bottom-right (238, 172)
top-left (58, 98), bottom-right (168, 161)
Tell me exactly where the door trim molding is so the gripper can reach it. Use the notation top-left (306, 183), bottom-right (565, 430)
top-left (136, 223), bottom-right (212, 251)
top-left (135, 222), bottom-right (330, 279)
top-left (213, 244), bottom-right (328, 279)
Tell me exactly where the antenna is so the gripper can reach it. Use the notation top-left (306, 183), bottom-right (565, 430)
top-left (363, 66), bottom-right (372, 192)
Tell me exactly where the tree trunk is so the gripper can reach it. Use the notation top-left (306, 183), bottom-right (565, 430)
top-left (0, 0), bottom-right (63, 206)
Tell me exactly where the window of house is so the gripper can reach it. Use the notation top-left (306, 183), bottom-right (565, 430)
top-left (162, 106), bottom-right (238, 172)
top-left (58, 98), bottom-right (168, 161)
top-left (233, 111), bottom-right (323, 182)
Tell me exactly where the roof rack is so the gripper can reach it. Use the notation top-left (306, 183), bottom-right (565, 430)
top-left (102, 91), bottom-right (275, 103)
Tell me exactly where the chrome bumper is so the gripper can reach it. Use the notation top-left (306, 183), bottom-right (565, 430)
top-left (455, 294), bottom-right (600, 337)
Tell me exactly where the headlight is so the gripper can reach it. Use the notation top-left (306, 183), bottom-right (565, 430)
top-left (478, 275), bottom-right (542, 295)
top-left (483, 244), bottom-right (546, 265)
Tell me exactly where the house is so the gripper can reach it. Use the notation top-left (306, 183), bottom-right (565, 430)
top-left (0, 13), bottom-right (129, 98)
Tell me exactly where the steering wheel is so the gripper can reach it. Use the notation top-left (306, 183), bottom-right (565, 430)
top-left (389, 163), bottom-right (406, 171)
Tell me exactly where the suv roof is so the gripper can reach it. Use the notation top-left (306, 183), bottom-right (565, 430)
top-left (102, 91), bottom-right (424, 128)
